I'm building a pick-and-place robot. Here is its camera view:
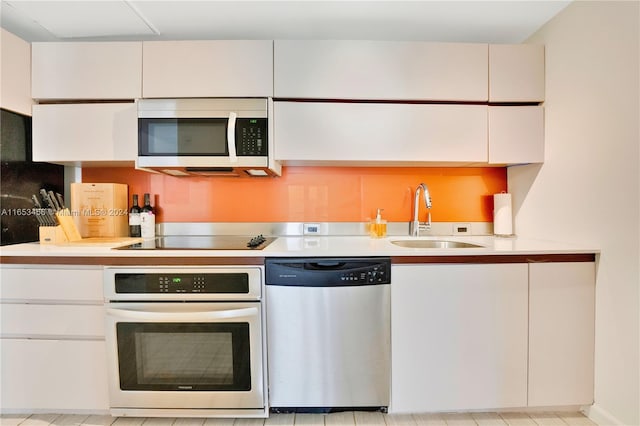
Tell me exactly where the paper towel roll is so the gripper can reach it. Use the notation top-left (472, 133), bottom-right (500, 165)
top-left (493, 193), bottom-right (513, 236)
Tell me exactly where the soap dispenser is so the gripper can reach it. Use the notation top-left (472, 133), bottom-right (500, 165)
top-left (370, 208), bottom-right (387, 238)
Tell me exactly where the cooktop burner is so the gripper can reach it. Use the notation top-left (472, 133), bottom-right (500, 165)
top-left (116, 235), bottom-right (276, 250)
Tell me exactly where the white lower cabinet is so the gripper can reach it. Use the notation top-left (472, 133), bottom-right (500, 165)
top-left (0, 265), bottom-right (108, 412)
top-left (1, 339), bottom-right (109, 411)
top-left (390, 263), bottom-right (529, 413)
top-left (273, 102), bottom-right (488, 165)
top-left (528, 262), bottom-right (595, 407)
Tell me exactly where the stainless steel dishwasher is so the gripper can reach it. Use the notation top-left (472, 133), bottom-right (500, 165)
top-left (265, 257), bottom-right (391, 412)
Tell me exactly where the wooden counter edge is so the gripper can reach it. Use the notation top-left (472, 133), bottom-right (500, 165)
top-left (0, 256), bottom-right (265, 266)
top-left (1, 253), bottom-right (596, 266)
top-left (391, 253), bottom-right (596, 263)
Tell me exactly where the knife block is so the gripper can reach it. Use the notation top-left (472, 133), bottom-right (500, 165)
top-left (39, 226), bottom-right (68, 244)
top-left (39, 209), bottom-right (82, 245)
top-left (56, 209), bottom-right (82, 242)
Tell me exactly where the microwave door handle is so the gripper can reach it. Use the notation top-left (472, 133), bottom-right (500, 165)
top-left (106, 306), bottom-right (258, 322)
top-left (227, 111), bottom-right (238, 163)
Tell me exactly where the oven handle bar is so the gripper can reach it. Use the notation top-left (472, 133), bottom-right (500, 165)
top-left (105, 306), bottom-right (258, 322)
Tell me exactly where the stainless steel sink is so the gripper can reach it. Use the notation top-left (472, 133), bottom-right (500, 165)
top-left (390, 239), bottom-right (485, 249)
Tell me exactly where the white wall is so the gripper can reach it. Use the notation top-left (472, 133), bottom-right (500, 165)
top-left (509, 2), bottom-right (639, 425)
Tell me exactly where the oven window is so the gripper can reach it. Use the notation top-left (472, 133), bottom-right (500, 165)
top-left (139, 118), bottom-right (228, 156)
top-left (117, 322), bottom-right (251, 391)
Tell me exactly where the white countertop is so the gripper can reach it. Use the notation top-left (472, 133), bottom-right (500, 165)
top-left (0, 235), bottom-right (599, 259)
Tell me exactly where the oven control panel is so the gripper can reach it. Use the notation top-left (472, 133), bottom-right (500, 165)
top-left (114, 273), bottom-right (249, 294)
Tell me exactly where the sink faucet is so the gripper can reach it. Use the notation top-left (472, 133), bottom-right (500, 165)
top-left (410, 183), bottom-right (432, 237)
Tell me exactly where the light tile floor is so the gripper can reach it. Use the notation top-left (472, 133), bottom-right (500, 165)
top-left (0, 412), bottom-right (598, 426)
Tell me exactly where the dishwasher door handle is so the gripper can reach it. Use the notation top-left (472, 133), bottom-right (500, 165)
top-left (305, 261), bottom-right (347, 269)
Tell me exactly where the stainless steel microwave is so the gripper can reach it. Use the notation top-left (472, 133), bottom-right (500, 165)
top-left (136, 98), bottom-right (280, 177)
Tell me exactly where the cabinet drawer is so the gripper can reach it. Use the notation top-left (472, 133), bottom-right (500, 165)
top-left (1, 339), bottom-right (109, 411)
top-left (1, 304), bottom-right (105, 338)
top-left (0, 266), bottom-right (103, 302)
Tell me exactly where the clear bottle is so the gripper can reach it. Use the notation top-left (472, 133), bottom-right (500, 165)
top-left (140, 193), bottom-right (155, 239)
top-left (128, 194), bottom-right (141, 237)
top-left (369, 208), bottom-right (387, 238)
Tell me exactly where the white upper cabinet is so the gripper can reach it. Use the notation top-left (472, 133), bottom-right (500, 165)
top-left (274, 102), bottom-right (488, 165)
top-left (489, 105), bottom-right (544, 164)
top-left (142, 40), bottom-right (273, 98)
top-left (489, 44), bottom-right (545, 102)
top-left (1, 29), bottom-right (32, 115)
top-left (32, 42), bottom-right (142, 100)
top-left (32, 103), bottom-right (137, 165)
top-left (274, 41), bottom-right (488, 101)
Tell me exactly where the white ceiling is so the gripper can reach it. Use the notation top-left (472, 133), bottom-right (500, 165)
top-left (1, 0), bottom-right (571, 44)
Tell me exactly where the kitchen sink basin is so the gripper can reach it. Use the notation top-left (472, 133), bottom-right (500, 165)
top-left (390, 239), bottom-right (485, 249)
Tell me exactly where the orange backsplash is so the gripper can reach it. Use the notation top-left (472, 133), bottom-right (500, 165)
top-left (82, 166), bottom-right (506, 223)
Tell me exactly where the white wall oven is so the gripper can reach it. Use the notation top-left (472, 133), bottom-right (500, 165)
top-left (104, 266), bottom-right (267, 418)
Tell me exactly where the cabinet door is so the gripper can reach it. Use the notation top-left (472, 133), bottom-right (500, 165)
top-left (390, 263), bottom-right (528, 413)
top-left (274, 40), bottom-right (488, 101)
top-left (32, 42), bottom-right (142, 99)
top-left (0, 265), bottom-right (103, 302)
top-left (489, 44), bottom-right (545, 102)
top-left (142, 40), bottom-right (273, 98)
top-left (274, 102), bottom-right (487, 164)
top-left (1, 305), bottom-right (105, 338)
top-left (32, 103), bottom-right (137, 164)
top-left (528, 262), bottom-right (595, 406)
top-left (1, 29), bottom-right (32, 115)
top-left (489, 106), bottom-right (544, 164)
top-left (0, 339), bottom-right (109, 411)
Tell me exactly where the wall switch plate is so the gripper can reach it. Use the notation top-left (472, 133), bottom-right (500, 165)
top-left (453, 223), bottom-right (472, 235)
top-left (303, 223), bottom-right (322, 235)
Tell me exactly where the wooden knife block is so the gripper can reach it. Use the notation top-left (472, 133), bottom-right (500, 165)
top-left (39, 209), bottom-right (82, 245)
top-left (39, 226), bottom-right (68, 244)
top-left (56, 209), bottom-right (82, 241)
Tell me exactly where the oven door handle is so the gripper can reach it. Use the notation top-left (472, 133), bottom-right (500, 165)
top-left (106, 306), bottom-right (258, 322)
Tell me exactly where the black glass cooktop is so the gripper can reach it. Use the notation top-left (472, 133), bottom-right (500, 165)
top-left (116, 235), bottom-right (275, 250)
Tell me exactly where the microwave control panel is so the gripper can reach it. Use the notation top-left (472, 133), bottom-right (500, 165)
top-left (237, 118), bottom-right (268, 156)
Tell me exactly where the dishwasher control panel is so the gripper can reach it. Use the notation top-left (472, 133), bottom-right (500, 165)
top-left (340, 266), bottom-right (388, 283)
top-left (266, 257), bottom-right (391, 287)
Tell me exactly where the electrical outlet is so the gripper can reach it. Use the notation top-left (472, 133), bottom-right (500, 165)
top-left (303, 223), bottom-right (321, 235)
top-left (453, 223), bottom-right (472, 235)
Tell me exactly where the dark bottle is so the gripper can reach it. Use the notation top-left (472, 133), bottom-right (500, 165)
top-left (140, 193), bottom-right (155, 239)
top-left (128, 194), bottom-right (141, 237)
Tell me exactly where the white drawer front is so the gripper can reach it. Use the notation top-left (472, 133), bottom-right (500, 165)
top-left (1, 304), bottom-right (105, 338)
top-left (1, 339), bottom-right (109, 411)
top-left (0, 266), bottom-right (103, 302)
